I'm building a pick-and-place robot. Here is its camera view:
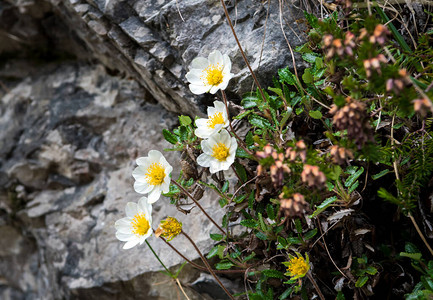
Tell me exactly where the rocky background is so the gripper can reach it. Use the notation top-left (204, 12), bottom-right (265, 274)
top-left (0, 0), bottom-right (306, 299)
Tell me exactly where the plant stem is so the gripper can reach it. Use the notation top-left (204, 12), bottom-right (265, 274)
top-left (219, 0), bottom-right (266, 103)
top-left (220, 90), bottom-right (254, 157)
top-left (182, 231), bottom-right (235, 300)
top-left (146, 240), bottom-right (173, 278)
top-left (158, 236), bottom-right (245, 274)
top-left (307, 272), bottom-right (325, 300)
top-left (408, 213), bottom-right (433, 257)
top-left (171, 179), bottom-right (226, 235)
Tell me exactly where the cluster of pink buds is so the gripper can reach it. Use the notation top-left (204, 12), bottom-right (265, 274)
top-left (322, 31), bottom-right (356, 59)
top-left (360, 24), bottom-right (390, 46)
top-left (285, 140), bottom-right (307, 163)
top-left (363, 54), bottom-right (387, 77)
top-left (301, 165), bottom-right (326, 188)
top-left (413, 98), bottom-right (433, 117)
top-left (279, 193), bottom-right (309, 218)
top-left (386, 69), bottom-right (411, 95)
top-left (256, 144), bottom-right (290, 187)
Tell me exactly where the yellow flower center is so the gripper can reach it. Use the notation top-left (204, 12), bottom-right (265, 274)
top-left (145, 163), bottom-right (165, 186)
top-left (207, 112), bottom-right (225, 129)
top-left (131, 213), bottom-right (150, 236)
top-left (159, 217), bottom-right (182, 241)
top-left (202, 64), bottom-right (223, 86)
top-left (212, 143), bottom-right (230, 161)
top-left (287, 257), bottom-right (309, 277)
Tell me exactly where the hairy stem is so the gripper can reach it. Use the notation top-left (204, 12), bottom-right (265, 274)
top-left (146, 240), bottom-right (173, 278)
top-left (171, 179), bottom-right (226, 235)
top-left (182, 231), bottom-right (235, 300)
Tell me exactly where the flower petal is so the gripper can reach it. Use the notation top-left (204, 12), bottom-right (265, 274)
top-left (123, 239), bottom-right (140, 250)
top-left (125, 202), bottom-right (138, 218)
top-left (191, 57), bottom-right (209, 69)
top-left (223, 54), bottom-right (232, 73)
top-left (201, 139), bottom-right (214, 155)
top-left (148, 150), bottom-right (162, 162)
top-left (195, 127), bottom-right (214, 139)
top-left (189, 84), bottom-right (210, 95)
top-left (186, 70), bottom-right (204, 85)
top-left (147, 188), bottom-right (161, 204)
top-left (134, 180), bottom-right (153, 194)
top-left (197, 153), bottom-right (211, 168)
top-left (213, 100), bottom-right (226, 112)
top-left (208, 50), bottom-right (224, 66)
top-left (115, 217), bottom-right (131, 229)
top-left (209, 85), bottom-right (220, 94)
top-left (116, 232), bottom-right (135, 242)
top-left (132, 166), bottom-right (148, 182)
top-left (138, 197), bottom-right (152, 214)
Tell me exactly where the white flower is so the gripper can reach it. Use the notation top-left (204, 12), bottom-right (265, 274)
top-left (186, 50), bottom-right (234, 95)
top-left (132, 150), bottom-right (173, 204)
top-left (194, 100), bottom-right (229, 138)
top-left (115, 197), bottom-right (153, 249)
top-left (197, 129), bottom-right (237, 173)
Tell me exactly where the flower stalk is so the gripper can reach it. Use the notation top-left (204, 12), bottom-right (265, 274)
top-left (171, 179), bottom-right (226, 235)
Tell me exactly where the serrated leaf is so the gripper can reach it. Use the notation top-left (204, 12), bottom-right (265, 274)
top-left (162, 129), bottom-right (178, 145)
top-left (234, 110), bottom-right (254, 120)
top-left (179, 125), bottom-right (188, 141)
top-left (245, 131), bottom-right (254, 146)
top-left (248, 190), bottom-right (255, 210)
top-left (255, 231), bottom-right (267, 240)
top-left (355, 276), bottom-right (369, 288)
top-left (258, 212), bottom-right (267, 231)
top-left (216, 261), bottom-right (234, 270)
top-left (302, 53), bottom-right (319, 63)
top-left (236, 148), bottom-right (251, 159)
top-left (345, 167), bottom-right (364, 187)
top-left (310, 196), bottom-right (338, 218)
top-left (179, 115), bottom-right (192, 126)
top-left (348, 181), bottom-right (359, 193)
top-left (234, 162), bottom-right (248, 182)
top-left (210, 233), bottom-right (224, 241)
top-left (240, 219), bottom-right (258, 228)
top-left (279, 67), bottom-right (297, 86)
top-left (242, 96), bottom-right (259, 108)
top-left (372, 169), bottom-right (391, 180)
top-left (309, 110), bottom-right (323, 119)
top-left (249, 115), bottom-right (272, 129)
top-left (262, 269), bottom-right (285, 279)
top-left (266, 204), bottom-right (276, 220)
top-left (304, 228), bottom-right (318, 240)
top-left (268, 87), bottom-right (283, 98)
top-left (365, 266), bottom-right (378, 275)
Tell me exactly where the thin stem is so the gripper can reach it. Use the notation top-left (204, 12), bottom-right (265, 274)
top-left (409, 213), bottom-right (433, 257)
top-left (220, 90), bottom-right (254, 156)
top-left (182, 231), bottom-right (235, 300)
top-left (219, 0), bottom-right (266, 103)
top-left (159, 236), bottom-right (245, 274)
top-left (307, 272), bottom-right (325, 300)
top-left (146, 240), bottom-right (173, 277)
top-left (171, 180), bottom-right (226, 235)
top-left (175, 278), bottom-right (191, 300)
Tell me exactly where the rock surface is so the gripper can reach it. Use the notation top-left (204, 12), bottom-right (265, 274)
top-left (0, 0), bottom-right (306, 299)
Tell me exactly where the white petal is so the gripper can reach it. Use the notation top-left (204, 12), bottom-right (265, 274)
top-left (195, 127), bottom-right (213, 139)
top-left (136, 157), bottom-right (149, 166)
top-left (116, 232), bottom-right (135, 242)
top-left (208, 50), bottom-right (224, 66)
top-left (186, 70), bottom-right (204, 85)
top-left (138, 197), bottom-right (152, 215)
top-left (207, 107), bottom-right (217, 117)
top-left (217, 80), bottom-right (230, 92)
top-left (115, 218), bottom-right (131, 229)
top-left (134, 180), bottom-right (153, 194)
top-left (197, 153), bottom-right (211, 168)
top-left (201, 139), bottom-right (213, 155)
top-left (125, 202), bottom-right (138, 218)
top-left (123, 239), bottom-right (140, 250)
top-left (223, 54), bottom-right (232, 73)
top-left (161, 179), bottom-right (170, 193)
top-left (213, 123), bottom-right (224, 134)
top-left (148, 150), bottom-right (162, 162)
top-left (218, 129), bottom-right (231, 146)
top-left (147, 188), bottom-right (161, 204)
top-left (132, 166), bottom-right (148, 182)
top-left (209, 85), bottom-right (220, 94)
top-left (191, 57), bottom-right (209, 69)
top-left (213, 101), bottom-right (226, 112)
top-left (116, 225), bottom-right (132, 234)
top-left (189, 84), bottom-right (210, 95)
top-left (209, 160), bottom-right (221, 174)
top-left (165, 165), bottom-right (173, 178)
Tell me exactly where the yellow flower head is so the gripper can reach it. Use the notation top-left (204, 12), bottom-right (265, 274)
top-left (155, 217), bottom-right (182, 241)
top-left (283, 253), bottom-right (310, 280)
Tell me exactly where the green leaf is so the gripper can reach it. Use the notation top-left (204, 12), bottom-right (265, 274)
top-left (268, 87), bottom-right (283, 98)
top-left (216, 261), bottom-right (234, 270)
top-left (207, 245), bottom-right (225, 259)
top-left (234, 110), bottom-right (254, 120)
top-left (279, 67), bottom-right (297, 86)
top-left (303, 228), bottom-right (318, 240)
top-left (234, 162), bottom-right (248, 182)
top-left (304, 11), bottom-right (318, 28)
top-left (210, 233), bottom-right (224, 241)
top-left (248, 190), bottom-right (255, 210)
top-left (348, 181), bottom-right (359, 193)
top-left (315, 57), bottom-right (324, 69)
top-left (162, 129), bottom-right (178, 145)
top-left (219, 197), bottom-right (228, 208)
top-left (309, 110), bottom-right (323, 119)
top-left (249, 115), bottom-right (272, 129)
top-left (279, 288), bottom-right (293, 300)
top-left (234, 194), bottom-right (247, 204)
top-left (255, 231), bottom-right (267, 240)
top-left (258, 212), bottom-right (267, 231)
top-left (400, 252), bottom-right (422, 261)
top-left (262, 269), bottom-right (284, 279)
top-left (240, 219), bottom-right (258, 228)
top-left (242, 96), bottom-right (259, 108)
top-left (372, 169), bottom-right (391, 180)
top-left (236, 148), bottom-right (251, 159)
top-left (222, 181), bottom-right (229, 193)
top-left (355, 276), bottom-right (369, 288)
top-left (365, 266), bottom-right (378, 275)
top-left (245, 131), bottom-right (254, 146)
top-left (345, 166), bottom-right (364, 187)
top-left (179, 125), bottom-right (188, 141)
top-left (302, 53), bottom-right (319, 63)
top-left (178, 115), bottom-right (192, 126)
top-left (302, 68), bottom-right (314, 84)
top-left (266, 204), bottom-right (276, 220)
